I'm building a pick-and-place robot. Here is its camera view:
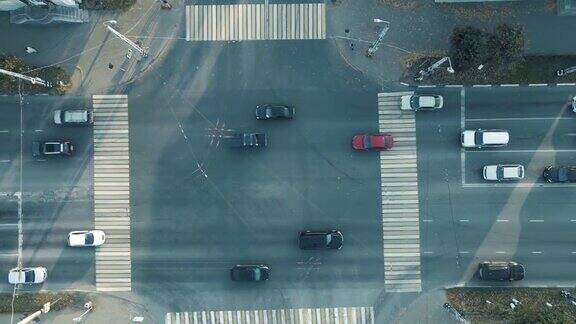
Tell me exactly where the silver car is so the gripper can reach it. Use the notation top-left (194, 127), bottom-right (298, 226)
top-left (483, 164), bottom-right (524, 181)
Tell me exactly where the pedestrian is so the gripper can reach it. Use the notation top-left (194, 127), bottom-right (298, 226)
top-left (350, 42), bottom-right (355, 51)
top-left (108, 63), bottom-right (114, 69)
top-left (25, 47), bottom-right (37, 54)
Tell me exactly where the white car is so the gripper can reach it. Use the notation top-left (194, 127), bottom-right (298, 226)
top-left (483, 164), bottom-right (524, 181)
top-left (54, 109), bottom-right (93, 125)
top-left (461, 129), bottom-right (509, 148)
top-left (8, 267), bottom-right (47, 284)
top-left (68, 230), bottom-right (106, 247)
top-left (401, 95), bottom-right (443, 111)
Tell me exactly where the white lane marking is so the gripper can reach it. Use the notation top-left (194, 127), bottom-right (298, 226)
top-left (496, 219), bottom-right (509, 223)
top-left (532, 251), bottom-right (543, 254)
top-left (0, 160), bottom-right (10, 163)
top-left (0, 130), bottom-right (8, 133)
top-left (459, 219), bottom-right (469, 222)
top-left (422, 251), bottom-right (433, 254)
top-left (465, 149), bottom-right (576, 153)
top-left (463, 182), bottom-right (576, 188)
top-left (35, 159), bottom-right (46, 162)
top-left (495, 251), bottom-right (506, 254)
top-left (570, 219), bottom-right (576, 222)
top-left (460, 88), bottom-right (466, 187)
top-left (459, 251), bottom-right (469, 254)
top-left (472, 84), bottom-right (491, 87)
top-left (466, 117), bottom-right (575, 122)
top-left (34, 129), bottom-right (43, 132)
top-left (417, 85), bottom-right (436, 88)
top-left (500, 84), bottom-right (519, 87)
top-left (557, 83), bottom-right (576, 86)
top-left (0, 253), bottom-right (18, 258)
top-left (0, 223), bottom-right (18, 227)
top-left (422, 219), bottom-right (433, 222)
top-left (529, 219), bottom-right (545, 223)
top-left (446, 85), bottom-right (463, 88)
top-left (528, 83), bottom-right (548, 87)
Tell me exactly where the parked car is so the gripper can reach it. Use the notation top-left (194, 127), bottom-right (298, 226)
top-left (32, 141), bottom-right (73, 157)
top-left (298, 230), bottom-right (343, 250)
top-left (8, 267), bottom-right (47, 284)
top-left (352, 134), bottom-right (394, 150)
top-left (68, 230), bottom-right (106, 247)
top-left (228, 133), bottom-right (267, 148)
top-left (401, 94), bottom-right (443, 111)
top-left (54, 109), bottom-right (93, 125)
top-left (478, 261), bottom-right (525, 281)
top-left (543, 166), bottom-right (576, 183)
top-left (255, 105), bottom-right (294, 120)
top-left (230, 265), bottom-right (270, 282)
top-left (461, 129), bottom-right (509, 148)
top-left (483, 164), bottom-right (524, 181)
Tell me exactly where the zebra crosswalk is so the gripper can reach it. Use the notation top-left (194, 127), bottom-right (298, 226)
top-left (166, 306), bottom-right (375, 324)
top-left (378, 92), bottom-right (422, 293)
top-left (92, 94), bottom-right (131, 292)
top-left (185, 3), bottom-right (325, 41)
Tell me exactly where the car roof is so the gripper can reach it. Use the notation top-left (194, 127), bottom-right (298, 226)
top-left (418, 96), bottom-right (436, 107)
top-left (482, 131), bottom-right (509, 144)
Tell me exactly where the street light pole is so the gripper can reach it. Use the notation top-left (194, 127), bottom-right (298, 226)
top-left (366, 19), bottom-right (390, 58)
top-left (104, 20), bottom-right (148, 59)
top-left (0, 68), bottom-right (52, 88)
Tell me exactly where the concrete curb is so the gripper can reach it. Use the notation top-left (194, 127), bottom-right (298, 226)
top-left (399, 82), bottom-right (576, 89)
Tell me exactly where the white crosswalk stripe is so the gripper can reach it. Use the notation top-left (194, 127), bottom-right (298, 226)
top-left (378, 92), bottom-right (422, 293)
top-left (92, 94), bottom-right (131, 292)
top-left (166, 306), bottom-right (374, 324)
top-left (185, 3), bottom-right (326, 41)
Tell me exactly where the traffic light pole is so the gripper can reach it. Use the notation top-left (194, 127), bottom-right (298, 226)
top-left (104, 20), bottom-right (148, 59)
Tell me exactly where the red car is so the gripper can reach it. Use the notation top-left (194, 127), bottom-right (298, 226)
top-left (352, 134), bottom-right (394, 150)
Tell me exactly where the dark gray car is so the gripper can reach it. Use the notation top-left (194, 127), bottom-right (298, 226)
top-left (478, 261), bottom-right (525, 281)
top-left (255, 105), bottom-right (294, 120)
top-left (298, 230), bottom-right (343, 250)
top-left (230, 265), bottom-right (270, 282)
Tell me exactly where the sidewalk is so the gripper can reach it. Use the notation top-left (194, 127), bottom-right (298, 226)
top-left (327, 0), bottom-right (576, 88)
top-left (0, 0), bottom-right (184, 95)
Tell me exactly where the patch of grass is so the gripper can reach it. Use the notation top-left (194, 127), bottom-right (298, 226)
top-left (0, 292), bottom-right (82, 314)
top-left (446, 287), bottom-right (576, 323)
top-left (0, 55), bottom-right (70, 95)
top-left (404, 55), bottom-right (576, 85)
top-left (80, 0), bottom-right (136, 10)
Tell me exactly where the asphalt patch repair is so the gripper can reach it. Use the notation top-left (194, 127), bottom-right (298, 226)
top-left (447, 287), bottom-right (576, 323)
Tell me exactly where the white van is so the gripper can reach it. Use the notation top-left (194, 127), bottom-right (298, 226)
top-left (461, 129), bottom-right (509, 148)
top-left (54, 109), bottom-right (93, 125)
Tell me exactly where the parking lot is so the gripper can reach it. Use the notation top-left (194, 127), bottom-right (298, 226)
top-left (416, 85), bottom-right (576, 289)
top-left (0, 96), bottom-right (94, 292)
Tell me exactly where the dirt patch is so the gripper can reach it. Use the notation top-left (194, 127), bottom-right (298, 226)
top-left (404, 55), bottom-right (576, 85)
top-left (378, 0), bottom-right (420, 10)
top-left (446, 287), bottom-right (576, 323)
top-left (0, 292), bottom-right (83, 314)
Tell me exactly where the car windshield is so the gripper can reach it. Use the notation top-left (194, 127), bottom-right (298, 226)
top-left (325, 234), bottom-right (332, 245)
top-left (410, 96), bottom-right (419, 109)
top-left (265, 108), bottom-right (275, 117)
top-left (363, 136), bottom-right (371, 148)
top-left (253, 268), bottom-right (261, 281)
top-left (24, 270), bottom-right (34, 283)
top-left (475, 131), bottom-right (483, 145)
top-left (497, 166), bottom-right (504, 179)
top-left (85, 233), bottom-right (94, 245)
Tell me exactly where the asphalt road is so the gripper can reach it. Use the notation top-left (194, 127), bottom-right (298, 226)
top-left (127, 39), bottom-right (386, 311)
top-left (0, 96), bottom-right (94, 292)
top-left (417, 85), bottom-right (576, 290)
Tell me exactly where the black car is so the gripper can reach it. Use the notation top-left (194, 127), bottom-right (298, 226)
top-left (255, 105), bottom-right (294, 120)
top-left (478, 261), bottom-right (525, 281)
top-left (230, 265), bottom-right (270, 282)
top-left (298, 230), bottom-right (343, 250)
top-left (543, 166), bottom-right (576, 183)
top-left (32, 141), bottom-right (73, 157)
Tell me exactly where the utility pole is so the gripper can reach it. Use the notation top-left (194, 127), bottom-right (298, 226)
top-left (414, 56), bottom-right (454, 81)
top-left (18, 300), bottom-right (60, 324)
top-left (104, 20), bottom-right (148, 59)
top-left (557, 65), bottom-right (576, 76)
top-left (0, 68), bottom-right (52, 88)
top-left (366, 19), bottom-right (390, 58)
